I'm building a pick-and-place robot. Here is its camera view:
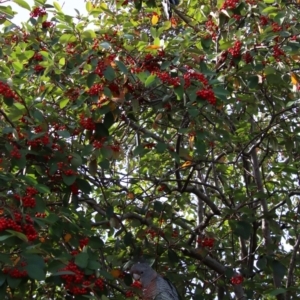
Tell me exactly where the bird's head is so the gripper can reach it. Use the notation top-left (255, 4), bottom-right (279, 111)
top-left (130, 262), bottom-right (157, 286)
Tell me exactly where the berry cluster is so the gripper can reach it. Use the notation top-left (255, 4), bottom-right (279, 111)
top-left (260, 16), bottom-right (269, 26)
top-left (231, 274), bottom-right (244, 285)
top-left (125, 290), bottom-right (134, 298)
top-left (196, 88), bottom-right (217, 105)
top-left (157, 72), bottom-right (180, 87)
top-left (108, 82), bottom-right (119, 95)
top-left (0, 212), bottom-right (38, 241)
top-left (60, 261), bottom-right (105, 295)
top-left (172, 230), bottom-right (179, 238)
top-left (228, 41), bottom-right (242, 58)
top-left (93, 140), bottom-right (104, 149)
top-left (221, 0), bottom-right (239, 10)
top-left (34, 65), bottom-right (45, 73)
top-left (30, 7), bottom-right (46, 18)
top-left (145, 228), bottom-right (164, 239)
top-left (66, 43), bottom-right (77, 55)
top-left (272, 22), bottom-right (282, 32)
top-left (197, 236), bottom-right (215, 248)
top-left (79, 114), bottom-right (96, 131)
top-left (70, 182), bottom-right (79, 195)
top-left (79, 237), bottom-right (89, 249)
top-left (3, 263), bottom-right (28, 278)
top-left (157, 185), bottom-right (166, 192)
top-left (131, 281), bottom-right (142, 289)
top-left (95, 54), bottom-right (116, 77)
top-left (141, 54), bottom-right (160, 73)
top-left (0, 81), bottom-right (18, 100)
top-left (27, 133), bottom-right (50, 147)
top-left (42, 21), bottom-right (53, 29)
top-left (65, 87), bottom-right (81, 101)
top-left (35, 212), bottom-right (46, 218)
top-left (183, 69), bottom-right (209, 89)
top-left (243, 52), bottom-right (253, 64)
top-left (205, 16), bottom-right (218, 32)
top-left (273, 45), bottom-right (285, 60)
top-left (144, 143), bottom-right (156, 149)
top-left (88, 83), bottom-right (104, 96)
top-left (110, 144), bottom-right (121, 153)
top-left (63, 169), bottom-right (77, 176)
top-left (33, 52), bottom-right (43, 61)
top-left (11, 145), bottom-right (21, 159)
top-left (14, 186), bottom-right (38, 208)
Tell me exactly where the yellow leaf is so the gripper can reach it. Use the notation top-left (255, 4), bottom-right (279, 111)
top-left (64, 233), bottom-right (72, 242)
top-left (291, 72), bottom-right (299, 85)
top-left (291, 54), bottom-right (300, 62)
top-left (146, 45), bottom-right (160, 50)
top-left (155, 113), bottom-right (163, 122)
top-left (127, 192), bottom-right (135, 199)
top-left (13, 256), bottom-right (20, 266)
top-left (110, 269), bottom-right (122, 278)
top-left (151, 14), bottom-right (159, 25)
top-left (171, 17), bottom-right (177, 28)
top-left (89, 159), bottom-right (98, 176)
top-left (181, 161), bottom-right (192, 168)
top-left (189, 135), bottom-right (194, 149)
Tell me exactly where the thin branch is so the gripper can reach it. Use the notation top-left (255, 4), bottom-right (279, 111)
top-left (286, 234), bottom-right (300, 300)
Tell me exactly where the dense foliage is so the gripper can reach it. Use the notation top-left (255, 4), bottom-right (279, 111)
top-left (0, 0), bottom-right (299, 299)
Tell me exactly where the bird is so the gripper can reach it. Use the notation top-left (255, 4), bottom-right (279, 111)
top-left (161, 0), bottom-right (180, 20)
top-left (130, 262), bottom-right (180, 300)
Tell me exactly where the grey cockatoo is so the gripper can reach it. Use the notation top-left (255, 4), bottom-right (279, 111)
top-left (130, 262), bottom-right (180, 300)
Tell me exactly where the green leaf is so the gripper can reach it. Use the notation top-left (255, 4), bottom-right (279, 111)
top-left (52, 270), bottom-right (75, 276)
top-left (76, 178), bottom-right (92, 194)
top-left (95, 123), bottom-right (109, 138)
top-left (70, 153), bottom-right (82, 168)
top-left (99, 269), bottom-right (114, 280)
top-left (59, 98), bottom-right (69, 109)
top-left (35, 184), bottom-right (50, 193)
top-left (89, 237), bottom-right (104, 249)
top-left (75, 252), bottom-right (89, 268)
top-left (104, 112), bottom-right (115, 129)
top-left (145, 74), bottom-right (156, 87)
top-left (12, 61), bottom-right (23, 73)
top-left (7, 276), bottom-right (22, 289)
top-left (25, 265), bottom-right (45, 280)
top-left (62, 174), bottom-right (77, 186)
top-left (271, 260), bottom-right (286, 281)
top-left (57, 130), bottom-right (70, 138)
top-left (53, 1), bottom-right (62, 12)
top-left (229, 220), bottom-right (252, 239)
top-left (0, 235), bottom-right (13, 241)
top-left (115, 60), bottom-right (128, 74)
top-left (154, 201), bottom-right (164, 212)
top-left (86, 1), bottom-right (93, 12)
top-left (12, 0), bottom-right (31, 10)
top-left (106, 206), bottom-right (114, 218)
top-left (35, 195), bottom-right (46, 213)
top-left (168, 249), bottom-right (179, 263)
top-left (256, 256), bottom-right (267, 270)
top-left (123, 232), bottom-right (133, 246)
top-left (268, 288), bottom-right (286, 296)
top-left (0, 272), bottom-right (6, 286)
top-left (6, 230), bottom-right (28, 242)
top-left (247, 76), bottom-right (259, 89)
top-left (103, 65), bottom-right (115, 81)
top-left (87, 72), bottom-right (97, 88)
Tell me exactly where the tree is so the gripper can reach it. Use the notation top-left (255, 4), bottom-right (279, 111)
top-left (0, 0), bottom-right (299, 299)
